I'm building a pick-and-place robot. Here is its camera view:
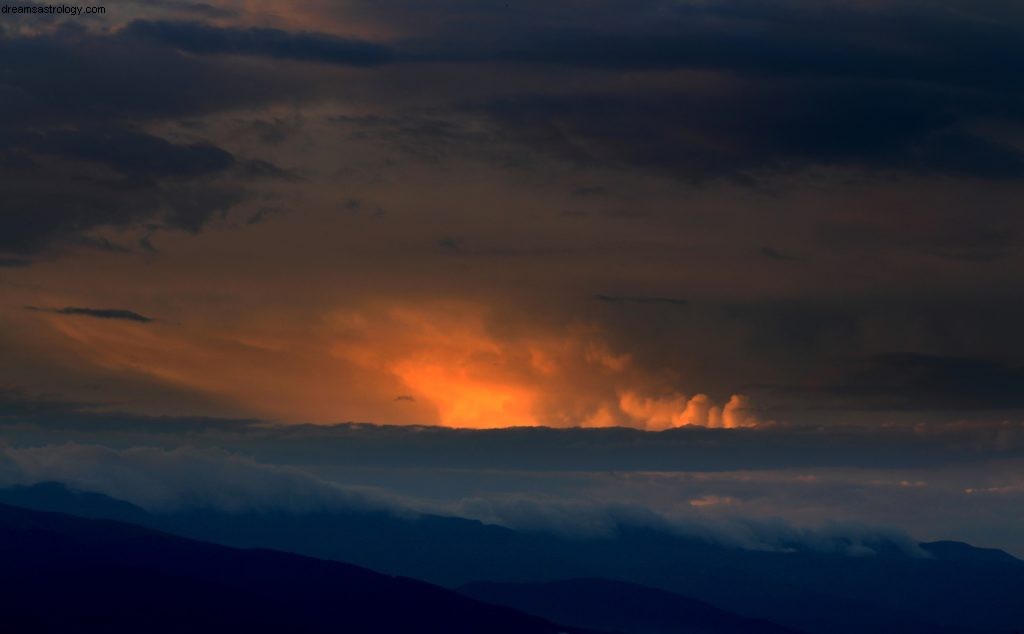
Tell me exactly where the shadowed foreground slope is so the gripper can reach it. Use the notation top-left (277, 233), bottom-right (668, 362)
top-left (462, 578), bottom-right (804, 634)
top-left (4, 483), bottom-right (1024, 634)
top-left (0, 502), bottom-right (592, 634)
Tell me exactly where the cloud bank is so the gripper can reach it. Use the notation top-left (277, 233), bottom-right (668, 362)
top-left (0, 441), bottom-right (937, 557)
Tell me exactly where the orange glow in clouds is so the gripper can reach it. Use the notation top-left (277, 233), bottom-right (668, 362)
top-left (331, 303), bottom-right (761, 429)
top-left (393, 362), bottom-right (538, 428)
top-left (331, 304), bottom-right (548, 427)
top-left (23, 297), bottom-right (760, 429)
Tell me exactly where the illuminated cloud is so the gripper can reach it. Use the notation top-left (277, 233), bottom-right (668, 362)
top-left (1, 0), bottom-right (1023, 431)
top-left (618, 392), bottom-right (760, 430)
top-left (327, 302), bottom-right (758, 429)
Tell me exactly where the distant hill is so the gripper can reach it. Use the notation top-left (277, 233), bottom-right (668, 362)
top-left (0, 481), bottom-right (150, 522)
top-left (3, 482), bottom-right (1023, 634)
top-left (920, 540), bottom-right (1022, 565)
top-left (0, 502), bottom-right (594, 634)
top-left (462, 578), bottom-right (804, 634)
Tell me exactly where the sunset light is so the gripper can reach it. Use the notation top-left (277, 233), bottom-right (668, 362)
top-left (3, 1), bottom-right (1024, 631)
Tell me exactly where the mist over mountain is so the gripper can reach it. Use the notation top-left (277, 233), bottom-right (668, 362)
top-left (3, 482), bottom-right (1021, 634)
top-left (4, 423), bottom-right (1024, 557)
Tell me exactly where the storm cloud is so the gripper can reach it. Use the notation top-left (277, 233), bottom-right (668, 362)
top-left (2, 0), bottom-right (1024, 560)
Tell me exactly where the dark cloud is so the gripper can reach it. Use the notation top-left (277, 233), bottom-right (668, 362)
top-left (23, 128), bottom-right (235, 178)
top-left (329, 112), bottom-right (506, 165)
top-left (786, 354), bottom-right (1024, 411)
top-left (9, 1), bottom-right (1022, 186)
top-left (122, 20), bottom-right (397, 65)
top-left (138, 235), bottom-right (159, 253)
top-left (135, 0), bottom-right (238, 19)
top-left (893, 222), bottom-right (1016, 263)
top-left (0, 130), bottom-right (249, 253)
top-left (437, 237), bottom-right (573, 258)
top-left (331, 0), bottom-right (1024, 181)
top-left (72, 235), bottom-right (134, 254)
top-left (26, 306), bottom-right (155, 323)
top-left (0, 387), bottom-right (91, 420)
top-left (341, 198), bottom-right (386, 218)
top-left (0, 26), bottom-right (309, 256)
top-left (0, 30), bottom-right (298, 123)
top-left (0, 388), bottom-right (254, 432)
top-left (238, 159), bottom-right (301, 181)
top-left (584, 296), bottom-right (1024, 422)
top-left (475, 82), bottom-right (1024, 181)
top-left (0, 258), bottom-right (31, 268)
top-left (760, 247), bottom-right (803, 262)
top-left (246, 206), bottom-right (288, 226)
top-left (4, 405), bottom-right (1023, 472)
top-left (235, 118), bottom-right (297, 146)
top-left (595, 294), bottom-right (689, 307)
top-left (431, 4), bottom-right (1024, 85)
top-left (336, 0), bottom-right (1022, 102)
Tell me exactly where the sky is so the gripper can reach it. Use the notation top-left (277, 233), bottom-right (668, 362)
top-left (2, 0), bottom-right (1024, 553)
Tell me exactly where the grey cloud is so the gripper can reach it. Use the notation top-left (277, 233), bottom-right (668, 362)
top-left (301, 0), bottom-right (1024, 181)
top-left (0, 30), bottom-right (296, 123)
top-left (239, 159), bottom-right (301, 181)
top-left (0, 124), bottom-right (293, 255)
top-left (2, 407), bottom-right (1023, 553)
top-left (452, 493), bottom-right (928, 557)
top-left (5, 401), bottom-right (1024, 472)
top-left (0, 163), bottom-right (245, 255)
top-left (26, 306), bottom-right (155, 323)
top-left (697, 297), bottom-right (1024, 414)
top-left (344, 0), bottom-right (1024, 182)
top-left (474, 85), bottom-right (1024, 182)
top-left (121, 20), bottom-right (397, 65)
top-left (0, 40), bottom-right (269, 256)
top-left (780, 354), bottom-right (1024, 411)
top-left (0, 444), bottom-right (398, 514)
top-left (0, 442), bottom-right (940, 557)
top-left (0, 23), bottom-right (322, 256)
top-left (327, 0), bottom-right (1024, 81)
top-left (135, 0), bottom-right (238, 19)
top-left (11, 1), bottom-right (1023, 188)
top-left (760, 247), bottom-right (803, 262)
top-left (20, 127), bottom-right (235, 178)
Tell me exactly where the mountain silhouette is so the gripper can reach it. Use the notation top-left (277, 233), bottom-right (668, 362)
top-left (461, 578), bottom-right (804, 634)
top-left (3, 482), bottom-right (1023, 634)
top-left (0, 501), bottom-right (594, 634)
top-left (920, 540), bottom-right (1022, 565)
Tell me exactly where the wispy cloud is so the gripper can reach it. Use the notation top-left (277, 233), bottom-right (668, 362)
top-left (26, 306), bottom-right (155, 323)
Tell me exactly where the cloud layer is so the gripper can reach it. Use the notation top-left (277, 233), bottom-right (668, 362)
top-left (2, 2), bottom-right (1024, 455)
top-left (0, 440), bottom-right (945, 558)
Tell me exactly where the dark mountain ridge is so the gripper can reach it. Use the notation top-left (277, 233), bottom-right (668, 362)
top-left (3, 482), bottom-right (1023, 634)
top-left (461, 578), bottom-right (804, 634)
top-left (0, 500), bottom-right (594, 634)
